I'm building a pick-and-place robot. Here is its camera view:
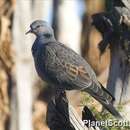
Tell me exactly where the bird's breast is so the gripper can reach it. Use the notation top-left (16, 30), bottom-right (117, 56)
top-left (34, 52), bottom-right (48, 81)
top-left (32, 44), bottom-right (48, 81)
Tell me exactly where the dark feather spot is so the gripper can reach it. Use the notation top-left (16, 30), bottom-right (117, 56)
top-left (43, 33), bottom-right (52, 38)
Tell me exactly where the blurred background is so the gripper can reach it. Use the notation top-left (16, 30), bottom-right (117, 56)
top-left (0, 0), bottom-right (127, 130)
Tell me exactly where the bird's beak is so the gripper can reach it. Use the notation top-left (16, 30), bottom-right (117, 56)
top-left (25, 29), bottom-right (32, 35)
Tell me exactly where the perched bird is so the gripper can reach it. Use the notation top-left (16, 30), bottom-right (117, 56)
top-left (26, 20), bottom-right (122, 119)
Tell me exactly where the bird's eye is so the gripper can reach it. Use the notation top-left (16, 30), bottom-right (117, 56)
top-left (37, 25), bottom-right (40, 28)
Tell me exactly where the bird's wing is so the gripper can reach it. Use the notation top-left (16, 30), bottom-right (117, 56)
top-left (45, 42), bottom-right (122, 119)
top-left (45, 42), bottom-right (94, 89)
top-left (59, 57), bottom-right (114, 102)
top-left (45, 42), bottom-right (113, 101)
top-left (46, 43), bottom-right (104, 88)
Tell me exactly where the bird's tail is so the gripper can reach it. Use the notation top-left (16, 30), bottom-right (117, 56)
top-left (83, 82), bottom-right (123, 120)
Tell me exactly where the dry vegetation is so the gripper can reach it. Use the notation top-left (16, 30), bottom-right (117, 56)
top-left (0, 0), bottom-right (14, 130)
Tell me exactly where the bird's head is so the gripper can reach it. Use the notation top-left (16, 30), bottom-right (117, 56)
top-left (26, 20), bottom-right (54, 38)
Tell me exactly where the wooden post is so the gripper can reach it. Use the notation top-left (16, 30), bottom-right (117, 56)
top-left (46, 92), bottom-right (100, 130)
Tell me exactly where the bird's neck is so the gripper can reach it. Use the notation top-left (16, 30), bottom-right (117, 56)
top-left (37, 35), bottom-right (56, 43)
top-left (32, 35), bottom-right (56, 57)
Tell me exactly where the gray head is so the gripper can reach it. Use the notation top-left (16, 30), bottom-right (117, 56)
top-left (26, 20), bottom-right (55, 39)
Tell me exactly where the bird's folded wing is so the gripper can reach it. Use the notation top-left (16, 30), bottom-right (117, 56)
top-left (61, 61), bottom-right (93, 88)
top-left (45, 43), bottom-right (114, 103)
top-left (63, 62), bottom-right (114, 103)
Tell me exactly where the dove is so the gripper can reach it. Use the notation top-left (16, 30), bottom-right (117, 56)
top-left (26, 20), bottom-right (122, 119)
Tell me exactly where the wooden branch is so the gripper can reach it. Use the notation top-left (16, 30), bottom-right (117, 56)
top-left (46, 91), bottom-right (100, 130)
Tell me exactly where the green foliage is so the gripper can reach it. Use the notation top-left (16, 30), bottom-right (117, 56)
top-left (81, 92), bottom-right (130, 130)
